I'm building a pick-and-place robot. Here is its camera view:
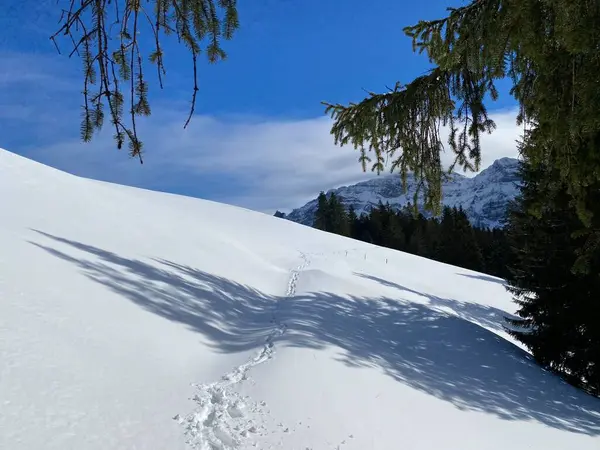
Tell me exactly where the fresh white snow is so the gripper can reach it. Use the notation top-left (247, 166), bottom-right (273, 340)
top-left (1, 148), bottom-right (599, 450)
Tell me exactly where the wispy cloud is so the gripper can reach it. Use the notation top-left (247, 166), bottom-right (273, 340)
top-left (1, 51), bottom-right (523, 214)
top-left (0, 51), bottom-right (79, 88)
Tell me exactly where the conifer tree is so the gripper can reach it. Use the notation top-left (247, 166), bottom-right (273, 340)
top-left (383, 214), bottom-right (406, 250)
top-left (405, 219), bottom-right (426, 256)
top-left (437, 207), bottom-right (457, 265)
top-left (453, 207), bottom-right (484, 271)
top-left (52, 0), bottom-right (239, 161)
top-left (436, 206), bottom-right (484, 271)
top-left (505, 159), bottom-right (600, 394)
top-left (323, 0), bottom-right (600, 244)
top-left (314, 192), bottom-right (330, 231)
top-left (482, 228), bottom-right (510, 278)
top-left (328, 193), bottom-right (350, 236)
top-left (356, 213), bottom-right (374, 244)
top-left (348, 205), bottom-right (359, 238)
top-left (367, 201), bottom-right (388, 244)
top-left (411, 213), bottom-right (435, 258)
top-left (423, 217), bottom-right (440, 260)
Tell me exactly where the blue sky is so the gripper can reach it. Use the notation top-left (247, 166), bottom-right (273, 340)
top-left (1, 0), bottom-right (520, 213)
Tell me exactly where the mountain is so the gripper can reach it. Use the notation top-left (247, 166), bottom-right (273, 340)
top-left (284, 157), bottom-right (521, 229)
top-left (2, 148), bottom-right (598, 450)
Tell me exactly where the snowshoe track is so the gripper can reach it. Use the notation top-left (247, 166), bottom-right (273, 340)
top-left (176, 252), bottom-right (311, 449)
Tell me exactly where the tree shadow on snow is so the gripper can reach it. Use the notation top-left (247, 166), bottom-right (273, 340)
top-left (29, 230), bottom-right (600, 436)
top-left (354, 273), bottom-right (518, 335)
top-left (457, 272), bottom-right (507, 285)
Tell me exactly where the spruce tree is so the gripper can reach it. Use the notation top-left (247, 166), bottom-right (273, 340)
top-left (437, 207), bottom-right (457, 265)
top-left (454, 207), bottom-right (485, 272)
top-left (314, 192), bottom-right (330, 231)
top-left (485, 228), bottom-right (511, 279)
top-left (384, 214), bottom-right (406, 250)
top-left (328, 193), bottom-right (350, 236)
top-left (368, 201), bottom-right (388, 245)
top-left (505, 159), bottom-right (600, 394)
top-left (435, 206), bottom-right (484, 271)
top-left (406, 217), bottom-right (428, 257)
top-left (356, 213), bottom-right (374, 244)
top-left (323, 0), bottom-right (600, 245)
top-left (348, 205), bottom-right (359, 239)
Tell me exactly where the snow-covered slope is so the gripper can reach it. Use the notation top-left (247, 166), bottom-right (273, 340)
top-left (1, 148), bottom-right (599, 450)
top-left (285, 157), bottom-right (521, 229)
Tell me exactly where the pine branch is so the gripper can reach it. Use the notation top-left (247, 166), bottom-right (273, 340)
top-left (323, 68), bottom-right (475, 215)
top-left (323, 0), bottom-right (511, 215)
top-left (51, 0), bottom-right (239, 160)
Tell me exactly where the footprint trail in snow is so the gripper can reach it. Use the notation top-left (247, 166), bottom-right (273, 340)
top-left (175, 253), bottom-right (311, 450)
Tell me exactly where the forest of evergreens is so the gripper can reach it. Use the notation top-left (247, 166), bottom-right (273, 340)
top-left (312, 192), bottom-right (510, 279)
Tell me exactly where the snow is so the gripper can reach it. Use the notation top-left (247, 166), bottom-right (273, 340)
top-left (1, 148), bottom-right (599, 450)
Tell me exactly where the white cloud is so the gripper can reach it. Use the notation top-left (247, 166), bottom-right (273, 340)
top-left (0, 51), bottom-right (79, 89)
top-left (19, 113), bottom-right (375, 212)
top-left (17, 107), bottom-right (522, 214)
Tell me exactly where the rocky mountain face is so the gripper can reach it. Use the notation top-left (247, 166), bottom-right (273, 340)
top-left (282, 157), bottom-right (521, 229)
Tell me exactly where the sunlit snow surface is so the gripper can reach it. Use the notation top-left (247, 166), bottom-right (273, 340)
top-left (1, 149), bottom-right (599, 450)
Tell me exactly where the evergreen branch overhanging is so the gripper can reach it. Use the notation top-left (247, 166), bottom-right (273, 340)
top-left (323, 64), bottom-right (497, 215)
top-left (51, 0), bottom-right (239, 162)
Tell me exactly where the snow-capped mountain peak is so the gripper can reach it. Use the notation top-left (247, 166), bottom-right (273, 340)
top-left (284, 157), bottom-right (521, 229)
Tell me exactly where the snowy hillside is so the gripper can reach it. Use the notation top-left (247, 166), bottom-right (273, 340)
top-left (285, 157), bottom-right (521, 229)
top-left (1, 148), bottom-right (599, 450)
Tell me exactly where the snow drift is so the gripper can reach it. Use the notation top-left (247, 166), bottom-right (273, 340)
top-left (1, 148), bottom-right (599, 450)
